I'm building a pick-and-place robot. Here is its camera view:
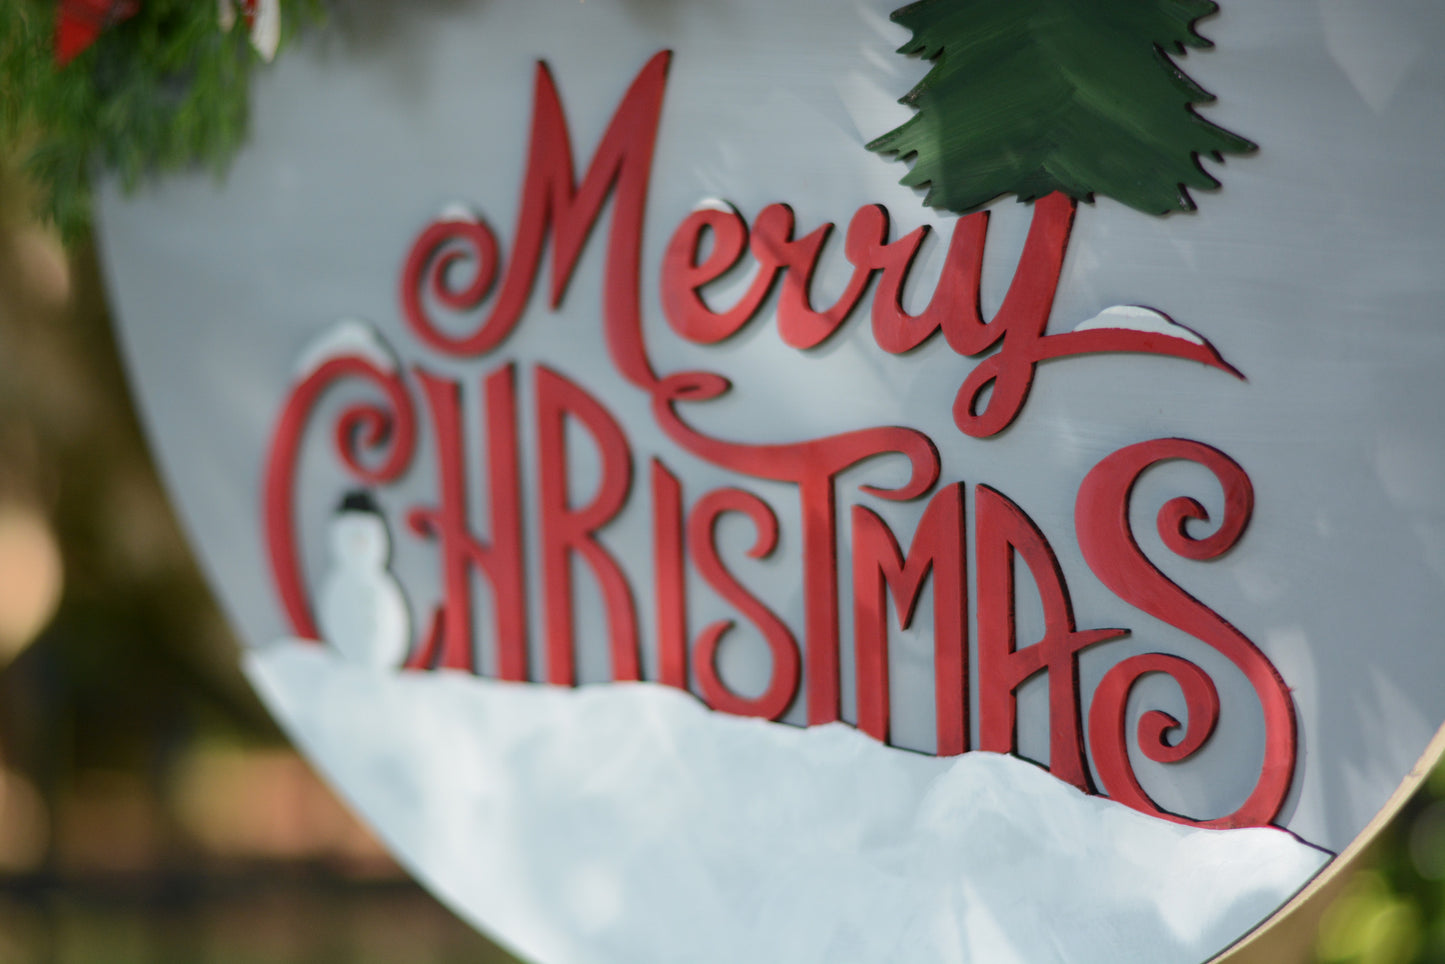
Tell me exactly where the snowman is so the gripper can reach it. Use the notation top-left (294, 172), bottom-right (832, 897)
top-left (317, 490), bottom-right (411, 670)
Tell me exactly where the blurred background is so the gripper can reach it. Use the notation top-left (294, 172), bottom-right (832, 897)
top-left (0, 153), bottom-right (517, 963)
top-left (0, 151), bottom-right (1441, 964)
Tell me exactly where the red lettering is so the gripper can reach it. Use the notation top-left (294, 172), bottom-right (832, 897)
top-left (975, 484), bottom-right (1124, 792)
top-left (752, 204), bottom-right (873, 349)
top-left (400, 214), bottom-right (502, 356)
top-left (655, 191), bottom-right (1241, 441)
top-left (660, 203), bottom-right (771, 344)
top-left (654, 195), bottom-right (1069, 436)
top-left (851, 484), bottom-right (968, 755)
top-left (536, 366), bottom-right (640, 685)
top-left (646, 384), bottom-right (939, 725)
top-left (652, 459), bottom-right (689, 690)
top-left (1087, 653), bottom-right (1221, 819)
top-left (264, 355), bottom-right (417, 640)
top-left (661, 202), bottom-right (875, 351)
top-left (401, 50), bottom-right (671, 379)
top-left (1075, 437), bottom-right (1296, 828)
top-left (845, 204), bottom-right (959, 354)
top-left (948, 192), bottom-right (1076, 437)
top-left (261, 53), bottom-right (1298, 831)
top-left (403, 365), bottom-right (528, 678)
top-left (688, 487), bottom-right (800, 720)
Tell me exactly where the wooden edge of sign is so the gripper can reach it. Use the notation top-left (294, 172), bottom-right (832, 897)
top-left (1211, 720), bottom-right (1445, 963)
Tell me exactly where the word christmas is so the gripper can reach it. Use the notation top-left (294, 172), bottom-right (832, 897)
top-left (263, 53), bottom-right (1295, 830)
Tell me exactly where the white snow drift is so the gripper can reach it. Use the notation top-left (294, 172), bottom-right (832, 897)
top-left (247, 641), bottom-right (1328, 964)
top-left (1072, 305), bottom-right (1207, 345)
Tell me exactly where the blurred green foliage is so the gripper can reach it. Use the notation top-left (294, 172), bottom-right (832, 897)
top-left (1310, 767), bottom-right (1445, 964)
top-left (0, 0), bottom-right (323, 242)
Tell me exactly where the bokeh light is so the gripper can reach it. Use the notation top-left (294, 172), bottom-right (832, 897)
top-left (0, 503), bottom-right (62, 664)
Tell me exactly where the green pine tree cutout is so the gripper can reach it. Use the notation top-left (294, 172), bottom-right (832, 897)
top-left (868, 0), bottom-right (1255, 216)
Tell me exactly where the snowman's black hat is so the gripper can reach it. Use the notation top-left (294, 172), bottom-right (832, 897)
top-left (336, 489), bottom-right (381, 515)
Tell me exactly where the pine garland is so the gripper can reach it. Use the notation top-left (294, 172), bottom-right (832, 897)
top-left (0, 0), bottom-right (324, 242)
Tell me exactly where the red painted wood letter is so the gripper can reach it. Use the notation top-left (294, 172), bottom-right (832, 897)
top-left (536, 366), bottom-right (640, 685)
top-left (404, 365), bottom-right (528, 678)
top-left (1075, 438), bottom-right (1296, 828)
top-left (850, 484), bottom-right (968, 754)
top-left (264, 355), bottom-right (416, 641)
top-left (652, 459), bottom-right (689, 690)
top-left (687, 487), bottom-right (801, 721)
top-left (975, 485), bottom-right (1125, 791)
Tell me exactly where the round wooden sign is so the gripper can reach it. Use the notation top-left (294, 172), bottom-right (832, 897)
top-left (97, 1), bottom-right (1445, 960)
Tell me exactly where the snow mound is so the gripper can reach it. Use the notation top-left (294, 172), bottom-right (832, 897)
top-left (437, 202), bottom-right (481, 224)
top-left (247, 641), bottom-right (1328, 964)
top-left (1073, 305), bottom-right (1206, 346)
top-left (292, 318), bottom-right (397, 379)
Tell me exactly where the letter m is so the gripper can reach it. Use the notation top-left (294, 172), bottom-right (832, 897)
top-left (851, 484), bottom-right (967, 755)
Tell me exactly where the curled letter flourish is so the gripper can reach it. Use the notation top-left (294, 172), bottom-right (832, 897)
top-left (1075, 438), bottom-right (1296, 829)
top-left (264, 355), bottom-right (417, 641)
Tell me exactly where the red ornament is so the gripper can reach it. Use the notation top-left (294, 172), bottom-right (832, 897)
top-left (54, 0), bottom-right (140, 67)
